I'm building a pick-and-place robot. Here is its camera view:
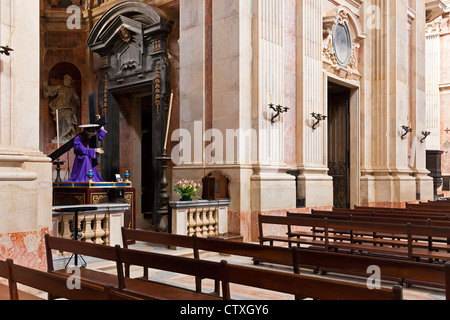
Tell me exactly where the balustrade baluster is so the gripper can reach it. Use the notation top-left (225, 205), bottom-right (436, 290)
top-left (195, 208), bottom-right (202, 236)
top-left (202, 208), bottom-right (209, 237)
top-left (82, 214), bottom-right (95, 243)
top-left (103, 215), bottom-right (110, 246)
top-left (188, 209), bottom-right (196, 236)
top-left (208, 208), bottom-right (215, 236)
top-left (93, 214), bottom-right (106, 245)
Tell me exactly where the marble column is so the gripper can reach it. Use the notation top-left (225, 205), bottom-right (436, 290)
top-left (248, 0), bottom-right (296, 241)
top-left (0, 0), bottom-right (53, 271)
top-left (360, 0), bottom-right (432, 207)
top-left (296, 0), bottom-right (333, 208)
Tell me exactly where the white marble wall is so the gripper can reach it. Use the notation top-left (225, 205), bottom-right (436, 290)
top-left (426, 19), bottom-right (442, 151)
top-left (0, 0), bottom-right (52, 270)
top-left (296, 0), bottom-right (333, 208)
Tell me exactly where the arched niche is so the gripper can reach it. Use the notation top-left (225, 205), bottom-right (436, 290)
top-left (46, 62), bottom-right (82, 142)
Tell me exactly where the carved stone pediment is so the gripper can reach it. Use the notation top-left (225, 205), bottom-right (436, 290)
top-left (87, 1), bottom-right (173, 94)
top-left (323, 6), bottom-right (365, 82)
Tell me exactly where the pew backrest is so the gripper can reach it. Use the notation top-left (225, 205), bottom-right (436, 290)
top-left (45, 234), bottom-right (116, 271)
top-left (114, 245), bottom-right (229, 298)
top-left (5, 259), bottom-right (115, 300)
top-left (223, 262), bottom-right (403, 300)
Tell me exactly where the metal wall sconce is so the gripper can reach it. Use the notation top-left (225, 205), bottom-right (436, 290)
top-left (401, 126), bottom-right (413, 140)
top-left (269, 103), bottom-right (289, 124)
top-left (420, 131), bottom-right (431, 143)
top-left (0, 45), bottom-right (13, 56)
top-left (311, 113), bottom-right (327, 130)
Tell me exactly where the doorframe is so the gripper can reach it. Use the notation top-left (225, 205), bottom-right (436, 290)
top-left (324, 73), bottom-right (361, 208)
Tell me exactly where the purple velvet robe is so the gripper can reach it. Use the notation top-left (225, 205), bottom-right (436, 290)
top-left (66, 129), bottom-right (107, 183)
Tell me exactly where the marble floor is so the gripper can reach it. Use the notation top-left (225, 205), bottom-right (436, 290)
top-left (52, 241), bottom-right (445, 301)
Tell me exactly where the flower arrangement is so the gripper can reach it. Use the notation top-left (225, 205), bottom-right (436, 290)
top-left (174, 179), bottom-right (202, 201)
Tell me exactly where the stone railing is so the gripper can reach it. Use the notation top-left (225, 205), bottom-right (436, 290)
top-left (52, 203), bottom-right (129, 256)
top-left (170, 200), bottom-right (230, 237)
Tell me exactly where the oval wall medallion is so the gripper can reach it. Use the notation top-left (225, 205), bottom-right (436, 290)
top-left (332, 20), bottom-right (352, 67)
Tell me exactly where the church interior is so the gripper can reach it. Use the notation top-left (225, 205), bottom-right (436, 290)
top-left (1, 0), bottom-right (450, 304)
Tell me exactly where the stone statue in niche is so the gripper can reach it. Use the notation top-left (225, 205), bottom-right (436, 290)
top-left (44, 74), bottom-right (80, 142)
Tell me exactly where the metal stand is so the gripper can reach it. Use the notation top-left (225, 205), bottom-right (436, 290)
top-left (53, 159), bottom-right (65, 183)
top-left (54, 206), bottom-right (98, 268)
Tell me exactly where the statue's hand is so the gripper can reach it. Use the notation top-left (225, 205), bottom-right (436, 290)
top-left (95, 148), bottom-right (104, 155)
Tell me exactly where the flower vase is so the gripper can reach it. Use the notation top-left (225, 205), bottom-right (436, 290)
top-left (181, 194), bottom-right (192, 202)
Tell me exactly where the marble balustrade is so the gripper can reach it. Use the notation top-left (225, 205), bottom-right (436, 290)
top-left (51, 203), bottom-right (129, 256)
top-left (170, 200), bottom-right (230, 238)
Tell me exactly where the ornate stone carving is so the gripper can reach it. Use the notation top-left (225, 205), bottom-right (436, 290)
top-left (323, 7), bottom-right (365, 81)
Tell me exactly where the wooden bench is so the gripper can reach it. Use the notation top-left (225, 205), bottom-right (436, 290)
top-left (292, 247), bottom-right (450, 299)
top-left (0, 260), bottom-right (44, 300)
top-left (353, 205), bottom-right (450, 216)
top-left (2, 259), bottom-right (138, 300)
top-left (114, 243), bottom-right (402, 300)
top-left (222, 260), bottom-right (403, 300)
top-left (120, 228), bottom-right (450, 294)
top-left (258, 214), bottom-right (450, 262)
top-left (45, 234), bottom-right (223, 300)
top-left (299, 211), bottom-right (450, 249)
top-left (122, 227), bottom-right (294, 294)
top-left (333, 208), bottom-right (450, 221)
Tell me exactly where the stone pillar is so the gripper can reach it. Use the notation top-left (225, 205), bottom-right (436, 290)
top-left (360, 0), bottom-right (431, 207)
top-left (174, 0), bottom-right (296, 241)
top-left (0, 0), bottom-right (53, 271)
top-left (296, 0), bottom-right (333, 208)
top-left (250, 0), bottom-right (296, 241)
top-left (425, 19), bottom-right (442, 151)
top-left (413, 1), bottom-right (435, 200)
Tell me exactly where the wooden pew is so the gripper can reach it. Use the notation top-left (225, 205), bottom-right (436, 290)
top-left (292, 247), bottom-right (450, 299)
top-left (3, 259), bottom-right (135, 300)
top-left (45, 234), bottom-right (223, 300)
top-left (353, 205), bottom-right (450, 217)
top-left (222, 260), bottom-right (403, 300)
top-left (121, 227), bottom-right (293, 267)
top-left (114, 244), bottom-right (402, 300)
top-left (121, 228), bottom-right (449, 294)
top-left (0, 260), bottom-right (44, 300)
top-left (258, 214), bottom-right (450, 262)
top-left (114, 245), bottom-right (227, 300)
top-left (121, 227), bottom-right (293, 294)
top-left (333, 208), bottom-right (450, 220)
top-left (304, 211), bottom-right (450, 247)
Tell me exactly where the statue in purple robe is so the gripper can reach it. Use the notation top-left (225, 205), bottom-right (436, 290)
top-left (67, 124), bottom-right (107, 183)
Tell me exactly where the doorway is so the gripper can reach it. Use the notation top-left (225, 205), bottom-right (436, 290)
top-left (141, 95), bottom-right (156, 218)
top-left (328, 82), bottom-right (351, 209)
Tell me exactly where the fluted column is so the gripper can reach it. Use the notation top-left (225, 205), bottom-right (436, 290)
top-left (425, 19), bottom-right (442, 151)
top-left (296, 0), bottom-right (333, 208)
top-left (360, 0), bottom-right (432, 206)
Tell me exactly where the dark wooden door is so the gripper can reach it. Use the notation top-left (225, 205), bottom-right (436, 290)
top-left (141, 96), bottom-right (155, 217)
top-left (328, 84), bottom-right (350, 209)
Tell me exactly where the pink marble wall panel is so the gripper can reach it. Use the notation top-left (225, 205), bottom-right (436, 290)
top-left (284, 0), bottom-right (297, 167)
top-left (0, 228), bottom-right (50, 273)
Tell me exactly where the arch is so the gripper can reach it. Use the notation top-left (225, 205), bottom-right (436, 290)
top-left (324, 6), bottom-right (366, 42)
top-left (87, 0), bottom-right (165, 48)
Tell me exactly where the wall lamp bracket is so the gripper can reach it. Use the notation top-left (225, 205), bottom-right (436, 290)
top-left (311, 113), bottom-right (327, 130)
top-left (401, 126), bottom-right (413, 140)
top-left (420, 131), bottom-right (431, 143)
top-left (0, 45), bottom-right (13, 56)
top-left (269, 103), bottom-right (289, 124)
